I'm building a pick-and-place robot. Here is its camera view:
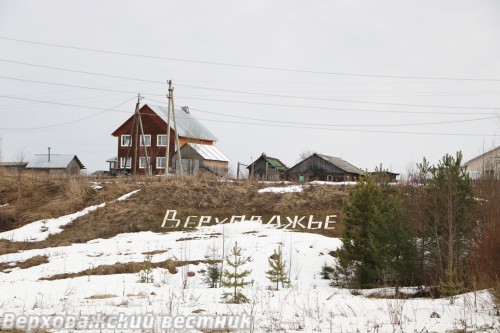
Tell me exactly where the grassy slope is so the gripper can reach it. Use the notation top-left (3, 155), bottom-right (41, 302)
top-left (0, 174), bottom-right (347, 255)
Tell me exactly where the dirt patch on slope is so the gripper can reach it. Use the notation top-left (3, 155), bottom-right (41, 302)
top-left (0, 255), bottom-right (49, 272)
top-left (41, 258), bottom-right (214, 280)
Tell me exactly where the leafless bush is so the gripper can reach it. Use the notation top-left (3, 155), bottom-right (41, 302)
top-left (386, 298), bottom-right (404, 330)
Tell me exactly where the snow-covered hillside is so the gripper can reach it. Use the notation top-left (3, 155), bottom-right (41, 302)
top-left (0, 200), bottom-right (498, 332)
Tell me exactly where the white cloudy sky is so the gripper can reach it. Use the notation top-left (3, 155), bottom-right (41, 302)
top-left (1, 0), bottom-right (499, 174)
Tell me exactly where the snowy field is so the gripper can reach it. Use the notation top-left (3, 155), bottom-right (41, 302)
top-left (0, 190), bottom-right (498, 332)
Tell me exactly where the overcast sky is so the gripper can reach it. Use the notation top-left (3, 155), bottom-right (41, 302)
top-left (1, 0), bottom-right (499, 175)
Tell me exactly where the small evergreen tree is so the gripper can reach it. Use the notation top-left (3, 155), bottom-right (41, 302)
top-left (418, 152), bottom-right (476, 291)
top-left (266, 246), bottom-right (290, 290)
top-left (137, 255), bottom-right (154, 283)
top-left (338, 174), bottom-right (416, 288)
top-left (204, 263), bottom-right (222, 288)
top-left (202, 244), bottom-right (222, 288)
top-left (221, 242), bottom-right (252, 303)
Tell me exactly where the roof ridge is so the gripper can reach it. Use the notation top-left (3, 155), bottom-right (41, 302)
top-left (464, 146), bottom-right (500, 165)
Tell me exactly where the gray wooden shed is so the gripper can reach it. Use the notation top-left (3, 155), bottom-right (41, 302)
top-left (288, 153), bottom-right (363, 182)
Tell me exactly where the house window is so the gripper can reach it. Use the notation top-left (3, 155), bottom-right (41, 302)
top-left (140, 135), bottom-right (151, 147)
top-left (120, 157), bottom-right (131, 169)
top-left (139, 157), bottom-right (151, 169)
top-left (121, 135), bottom-right (131, 147)
top-left (327, 175), bottom-right (333, 182)
top-left (157, 135), bottom-right (167, 147)
top-left (157, 157), bottom-right (166, 169)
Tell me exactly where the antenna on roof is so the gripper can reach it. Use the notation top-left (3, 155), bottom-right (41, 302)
top-left (181, 106), bottom-right (190, 114)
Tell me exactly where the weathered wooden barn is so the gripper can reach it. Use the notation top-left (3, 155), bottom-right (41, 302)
top-left (464, 146), bottom-right (500, 179)
top-left (0, 162), bottom-right (28, 173)
top-left (25, 154), bottom-right (85, 175)
top-left (370, 171), bottom-right (399, 182)
top-left (247, 153), bottom-right (288, 181)
top-left (111, 104), bottom-right (226, 175)
top-left (288, 153), bottom-right (363, 182)
top-left (174, 143), bottom-right (230, 177)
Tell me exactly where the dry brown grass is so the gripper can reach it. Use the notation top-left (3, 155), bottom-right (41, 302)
top-left (85, 294), bottom-right (117, 300)
top-left (41, 258), bottom-right (213, 280)
top-left (0, 255), bottom-right (48, 272)
top-left (0, 172), bottom-right (140, 232)
top-left (468, 179), bottom-right (500, 305)
top-left (0, 177), bottom-right (347, 256)
top-left (142, 249), bottom-right (168, 255)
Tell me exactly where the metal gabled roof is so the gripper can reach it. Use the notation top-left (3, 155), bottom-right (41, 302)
top-left (26, 154), bottom-right (85, 169)
top-left (264, 156), bottom-right (287, 171)
top-left (147, 104), bottom-right (218, 142)
top-left (184, 143), bottom-right (230, 162)
top-left (316, 154), bottom-right (363, 175)
top-left (0, 162), bottom-right (28, 167)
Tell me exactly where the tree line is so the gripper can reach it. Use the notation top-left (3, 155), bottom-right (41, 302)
top-left (336, 152), bottom-right (499, 301)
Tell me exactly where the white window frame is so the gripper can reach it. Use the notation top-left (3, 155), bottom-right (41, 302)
top-left (157, 157), bottom-right (166, 169)
top-left (121, 135), bottom-right (131, 147)
top-left (140, 134), bottom-right (151, 147)
top-left (120, 157), bottom-right (131, 169)
top-left (157, 134), bottom-right (167, 147)
top-left (139, 157), bottom-right (151, 169)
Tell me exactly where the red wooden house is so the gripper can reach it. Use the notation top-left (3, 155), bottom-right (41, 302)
top-left (111, 104), bottom-right (219, 175)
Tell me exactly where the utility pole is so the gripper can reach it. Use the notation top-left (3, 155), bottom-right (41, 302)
top-left (166, 81), bottom-right (172, 176)
top-left (137, 103), bottom-right (151, 176)
top-left (132, 94), bottom-right (142, 175)
top-left (237, 162), bottom-right (240, 181)
top-left (170, 82), bottom-right (183, 178)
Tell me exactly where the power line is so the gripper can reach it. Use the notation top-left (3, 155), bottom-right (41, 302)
top-left (175, 84), bottom-right (499, 110)
top-left (0, 96), bottom-right (136, 130)
top-left (0, 75), bottom-right (142, 95)
top-left (0, 92), bottom-right (496, 129)
top-left (0, 94), bottom-right (496, 136)
top-left (190, 108), bottom-right (496, 128)
top-left (0, 95), bottom-right (133, 114)
top-left (145, 97), bottom-right (497, 128)
top-left (137, 106), bottom-right (498, 136)
top-left (174, 95), bottom-right (494, 116)
top-left (0, 71), bottom-right (496, 114)
top-left (0, 58), bottom-right (166, 84)
top-left (189, 117), bottom-right (497, 137)
top-left (1, 35), bottom-right (500, 82)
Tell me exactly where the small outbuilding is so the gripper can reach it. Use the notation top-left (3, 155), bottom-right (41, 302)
top-left (0, 162), bottom-right (28, 173)
top-left (370, 171), bottom-right (399, 182)
top-left (26, 154), bottom-right (85, 175)
top-left (174, 143), bottom-right (230, 177)
top-left (288, 153), bottom-right (363, 182)
top-left (247, 153), bottom-right (288, 181)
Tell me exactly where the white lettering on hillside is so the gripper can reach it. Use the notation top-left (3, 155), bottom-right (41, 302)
top-left (161, 210), bottom-right (336, 230)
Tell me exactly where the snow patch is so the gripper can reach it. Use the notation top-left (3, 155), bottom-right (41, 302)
top-left (0, 203), bottom-right (105, 242)
top-left (308, 180), bottom-right (358, 186)
top-left (258, 185), bottom-right (303, 193)
top-left (117, 189), bottom-right (141, 201)
top-left (0, 221), bottom-right (497, 332)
